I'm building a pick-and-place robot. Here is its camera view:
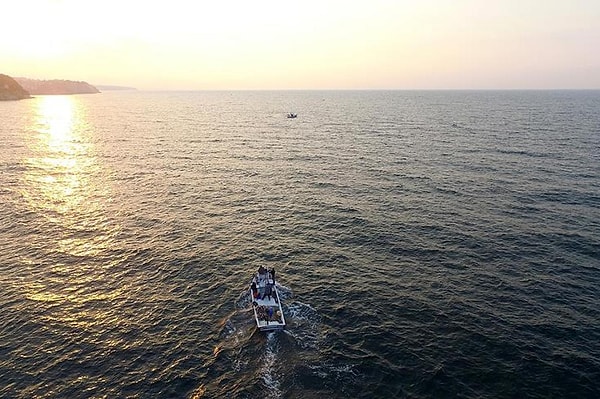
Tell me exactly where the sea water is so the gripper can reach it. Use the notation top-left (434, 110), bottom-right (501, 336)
top-left (1, 90), bottom-right (599, 398)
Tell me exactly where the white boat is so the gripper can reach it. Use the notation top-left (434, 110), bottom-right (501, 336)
top-left (286, 113), bottom-right (297, 118)
top-left (250, 267), bottom-right (286, 331)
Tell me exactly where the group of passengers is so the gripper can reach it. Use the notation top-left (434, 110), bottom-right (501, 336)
top-left (257, 265), bottom-right (275, 284)
top-left (250, 266), bottom-right (278, 303)
top-left (254, 304), bottom-right (282, 323)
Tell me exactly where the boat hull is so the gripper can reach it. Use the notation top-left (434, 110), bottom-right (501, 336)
top-left (250, 272), bottom-right (286, 331)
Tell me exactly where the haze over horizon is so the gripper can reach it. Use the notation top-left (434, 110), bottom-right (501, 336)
top-left (2, 0), bottom-right (599, 90)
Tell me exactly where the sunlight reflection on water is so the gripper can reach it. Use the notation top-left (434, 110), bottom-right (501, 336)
top-left (19, 95), bottom-right (118, 301)
top-left (24, 96), bottom-right (90, 215)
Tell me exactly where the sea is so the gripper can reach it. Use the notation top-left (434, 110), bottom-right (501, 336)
top-left (0, 90), bottom-right (599, 399)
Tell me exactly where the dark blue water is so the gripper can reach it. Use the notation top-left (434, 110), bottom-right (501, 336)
top-left (1, 90), bottom-right (599, 398)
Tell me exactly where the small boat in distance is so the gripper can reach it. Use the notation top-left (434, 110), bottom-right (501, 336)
top-left (287, 113), bottom-right (297, 118)
top-left (250, 266), bottom-right (286, 331)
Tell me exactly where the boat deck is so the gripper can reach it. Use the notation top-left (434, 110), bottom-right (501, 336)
top-left (251, 270), bottom-right (286, 331)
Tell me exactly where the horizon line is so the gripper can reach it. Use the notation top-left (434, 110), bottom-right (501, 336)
top-left (100, 87), bottom-right (600, 92)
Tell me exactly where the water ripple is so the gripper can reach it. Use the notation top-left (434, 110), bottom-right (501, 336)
top-left (1, 90), bottom-right (599, 398)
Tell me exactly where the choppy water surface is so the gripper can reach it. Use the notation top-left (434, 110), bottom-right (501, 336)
top-left (1, 90), bottom-right (599, 398)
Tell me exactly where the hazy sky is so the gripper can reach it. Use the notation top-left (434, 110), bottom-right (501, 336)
top-left (2, 0), bottom-right (599, 90)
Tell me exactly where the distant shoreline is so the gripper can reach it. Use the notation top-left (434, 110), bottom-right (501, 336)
top-left (16, 77), bottom-right (99, 95)
top-left (96, 85), bottom-right (137, 91)
top-left (113, 88), bottom-right (600, 92)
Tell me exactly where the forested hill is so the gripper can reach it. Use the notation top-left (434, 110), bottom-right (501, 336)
top-left (15, 77), bottom-right (100, 95)
top-left (0, 74), bottom-right (31, 100)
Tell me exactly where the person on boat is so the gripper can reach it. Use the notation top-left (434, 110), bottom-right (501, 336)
top-left (251, 281), bottom-right (259, 299)
top-left (262, 283), bottom-right (273, 301)
top-left (262, 306), bottom-right (270, 323)
top-left (258, 266), bottom-right (267, 283)
top-left (269, 267), bottom-right (276, 285)
top-left (267, 307), bottom-right (274, 321)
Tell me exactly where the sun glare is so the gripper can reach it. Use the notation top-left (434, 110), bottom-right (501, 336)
top-left (2, 0), bottom-right (599, 88)
top-left (25, 96), bottom-right (85, 214)
top-left (37, 96), bottom-right (76, 149)
top-left (19, 95), bottom-right (122, 317)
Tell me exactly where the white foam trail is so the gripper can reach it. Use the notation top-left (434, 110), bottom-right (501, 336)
top-left (274, 283), bottom-right (292, 300)
top-left (260, 331), bottom-right (282, 399)
top-left (286, 301), bottom-right (317, 318)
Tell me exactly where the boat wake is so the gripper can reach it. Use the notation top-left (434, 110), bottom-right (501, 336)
top-left (194, 277), bottom-right (329, 398)
top-left (273, 283), bottom-right (292, 300)
top-left (234, 288), bottom-right (253, 310)
top-left (283, 301), bottom-right (322, 350)
top-left (209, 289), bottom-right (287, 397)
top-left (260, 331), bottom-right (283, 399)
top-left (217, 313), bottom-right (285, 398)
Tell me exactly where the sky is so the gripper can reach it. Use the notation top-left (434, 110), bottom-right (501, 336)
top-left (1, 0), bottom-right (599, 90)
